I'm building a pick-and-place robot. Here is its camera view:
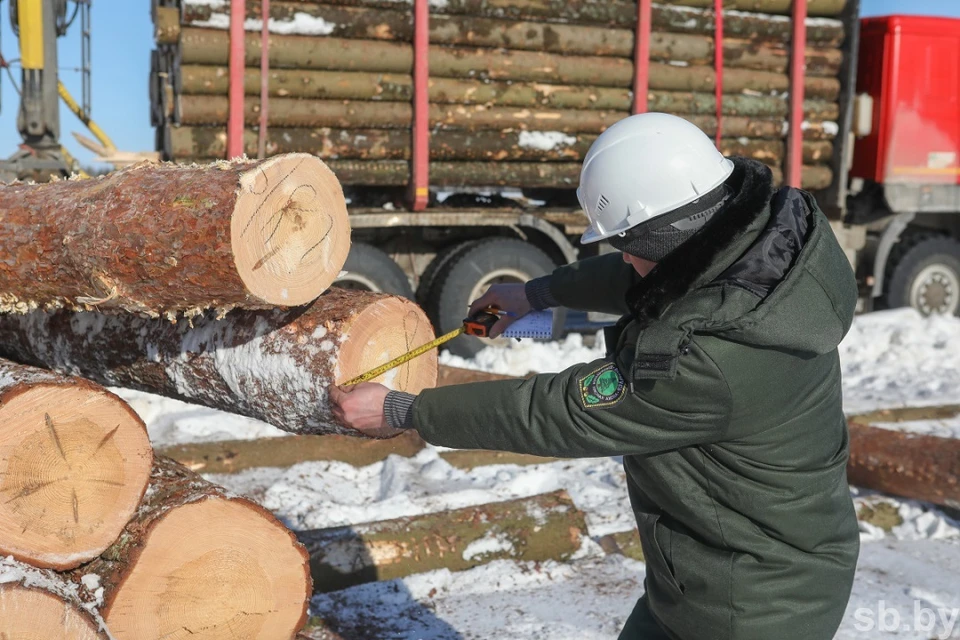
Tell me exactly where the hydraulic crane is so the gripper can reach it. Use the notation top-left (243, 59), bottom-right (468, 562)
top-left (0, 0), bottom-right (103, 181)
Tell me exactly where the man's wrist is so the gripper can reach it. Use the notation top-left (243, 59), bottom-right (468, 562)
top-left (525, 276), bottom-right (559, 310)
top-left (383, 391), bottom-right (417, 430)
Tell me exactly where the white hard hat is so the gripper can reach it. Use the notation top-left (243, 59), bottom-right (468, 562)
top-left (578, 113), bottom-right (735, 244)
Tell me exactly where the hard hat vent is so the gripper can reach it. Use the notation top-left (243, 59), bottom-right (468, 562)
top-left (596, 194), bottom-right (610, 212)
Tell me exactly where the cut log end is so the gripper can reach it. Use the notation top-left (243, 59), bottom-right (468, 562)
top-left (231, 154), bottom-right (350, 307)
top-left (0, 384), bottom-right (152, 569)
top-left (102, 497), bottom-right (310, 639)
top-left (336, 295), bottom-right (438, 393)
top-left (0, 583), bottom-right (107, 639)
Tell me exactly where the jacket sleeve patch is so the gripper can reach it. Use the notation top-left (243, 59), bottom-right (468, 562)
top-left (578, 362), bottom-right (627, 409)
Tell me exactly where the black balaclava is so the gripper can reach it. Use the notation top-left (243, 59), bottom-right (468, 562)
top-left (607, 181), bottom-right (733, 262)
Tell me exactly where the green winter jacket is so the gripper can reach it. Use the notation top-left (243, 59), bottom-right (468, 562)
top-left (412, 159), bottom-right (860, 640)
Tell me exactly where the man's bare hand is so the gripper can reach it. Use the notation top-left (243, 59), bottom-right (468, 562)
top-left (328, 383), bottom-right (405, 439)
top-left (467, 283), bottom-right (532, 338)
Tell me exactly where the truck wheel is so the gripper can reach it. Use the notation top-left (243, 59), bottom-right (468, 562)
top-left (885, 234), bottom-right (960, 316)
top-left (430, 238), bottom-right (557, 358)
top-left (416, 241), bottom-right (477, 309)
top-left (334, 243), bottom-right (415, 299)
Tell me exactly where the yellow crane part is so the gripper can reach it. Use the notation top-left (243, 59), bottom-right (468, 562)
top-left (17, 0), bottom-right (44, 70)
top-left (58, 81), bottom-right (117, 152)
top-left (342, 327), bottom-right (465, 386)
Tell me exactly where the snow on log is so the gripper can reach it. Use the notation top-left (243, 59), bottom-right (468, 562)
top-left (0, 154), bottom-right (350, 315)
top-left (847, 423), bottom-right (960, 510)
top-left (0, 289), bottom-right (437, 436)
top-left (0, 360), bottom-right (152, 570)
top-left (297, 490), bottom-right (587, 593)
top-left (65, 456), bottom-right (311, 639)
top-left (0, 557), bottom-right (110, 639)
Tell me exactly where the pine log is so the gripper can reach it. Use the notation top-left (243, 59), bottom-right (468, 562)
top-left (0, 360), bottom-right (152, 570)
top-left (0, 154), bottom-right (349, 315)
top-left (177, 95), bottom-right (626, 132)
top-left (178, 0), bottom-right (848, 29)
top-left (0, 557), bottom-right (110, 639)
top-left (316, 160), bottom-right (835, 189)
top-left (170, 125), bottom-right (833, 167)
top-left (154, 5), bottom-right (179, 44)
top-left (179, 65), bottom-right (840, 119)
top-left (297, 490), bottom-right (586, 593)
top-left (161, 430), bottom-right (426, 475)
top-left (65, 456), bottom-right (311, 639)
top-left (0, 289), bottom-right (438, 437)
top-left (179, 29), bottom-right (840, 95)
top-left (179, 65), bottom-right (634, 110)
top-left (171, 4), bottom-right (843, 76)
top-left (847, 423), bottom-right (960, 510)
top-left (180, 29), bottom-right (635, 86)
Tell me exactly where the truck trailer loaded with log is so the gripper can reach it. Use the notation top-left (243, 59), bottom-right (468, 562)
top-left (150, 1), bottom-right (960, 356)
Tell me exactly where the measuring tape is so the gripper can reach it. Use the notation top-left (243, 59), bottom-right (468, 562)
top-left (341, 307), bottom-right (506, 386)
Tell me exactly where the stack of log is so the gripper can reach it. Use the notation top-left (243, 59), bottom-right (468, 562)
top-left (151, 0), bottom-right (849, 192)
top-left (0, 155), bottom-right (441, 637)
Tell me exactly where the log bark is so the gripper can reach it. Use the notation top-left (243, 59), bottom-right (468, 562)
top-left (0, 154), bottom-right (350, 315)
top-left (65, 456), bottom-right (311, 639)
top-left (316, 160), bottom-right (834, 189)
top-left (179, 0), bottom-right (848, 28)
top-left (177, 95), bottom-right (625, 132)
top-left (154, 5), bottom-right (180, 44)
top-left (296, 490), bottom-right (586, 593)
top-left (179, 65), bottom-right (840, 119)
top-left (178, 29), bottom-right (840, 94)
top-left (180, 65), bottom-right (633, 110)
top-left (161, 430), bottom-right (426, 475)
top-left (847, 423), bottom-right (960, 510)
top-left (597, 529), bottom-right (645, 562)
top-left (0, 360), bottom-right (152, 570)
top-left (171, 4), bottom-right (843, 76)
top-left (172, 126), bottom-right (592, 161)
top-left (170, 125), bottom-right (832, 166)
top-left (0, 289), bottom-right (438, 437)
top-left (0, 557), bottom-right (110, 639)
top-left (181, 29), bottom-right (636, 86)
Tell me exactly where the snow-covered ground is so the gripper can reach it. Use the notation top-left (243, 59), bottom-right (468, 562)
top-left (121, 308), bottom-right (960, 639)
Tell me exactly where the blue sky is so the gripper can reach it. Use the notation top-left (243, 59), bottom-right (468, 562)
top-left (0, 0), bottom-right (959, 167)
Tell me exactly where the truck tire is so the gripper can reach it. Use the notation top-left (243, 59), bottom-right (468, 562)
top-left (430, 238), bottom-right (557, 358)
top-left (416, 241), bottom-right (477, 309)
top-left (884, 233), bottom-right (960, 316)
top-left (334, 242), bottom-right (415, 299)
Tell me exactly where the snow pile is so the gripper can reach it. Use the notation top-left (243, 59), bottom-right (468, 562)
top-left (212, 447), bottom-right (635, 536)
top-left (839, 309), bottom-right (960, 414)
top-left (440, 331), bottom-right (605, 376)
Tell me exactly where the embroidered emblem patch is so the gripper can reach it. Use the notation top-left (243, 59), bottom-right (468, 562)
top-left (579, 362), bottom-right (627, 409)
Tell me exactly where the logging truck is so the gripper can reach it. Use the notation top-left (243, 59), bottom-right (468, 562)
top-left (144, 1), bottom-right (960, 356)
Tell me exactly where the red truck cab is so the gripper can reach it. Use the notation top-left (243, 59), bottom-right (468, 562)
top-left (850, 15), bottom-right (960, 315)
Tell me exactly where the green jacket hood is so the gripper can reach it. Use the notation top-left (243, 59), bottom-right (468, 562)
top-left (625, 158), bottom-right (858, 357)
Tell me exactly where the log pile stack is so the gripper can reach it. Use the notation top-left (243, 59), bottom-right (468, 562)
top-left (0, 155), bottom-right (442, 637)
top-left (151, 0), bottom-right (849, 192)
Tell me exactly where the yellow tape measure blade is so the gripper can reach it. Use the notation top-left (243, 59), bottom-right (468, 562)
top-left (342, 327), bottom-right (465, 386)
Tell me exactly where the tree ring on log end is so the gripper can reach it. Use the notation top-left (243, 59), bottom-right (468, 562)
top-left (0, 385), bottom-right (152, 570)
top-left (336, 296), bottom-right (438, 393)
top-left (102, 499), bottom-right (310, 640)
top-left (0, 584), bottom-right (106, 639)
top-left (232, 154), bottom-right (350, 307)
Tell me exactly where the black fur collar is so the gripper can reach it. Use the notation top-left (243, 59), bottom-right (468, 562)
top-left (625, 158), bottom-right (775, 326)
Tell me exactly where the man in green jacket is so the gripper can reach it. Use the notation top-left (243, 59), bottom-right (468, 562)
top-left (330, 113), bottom-right (860, 639)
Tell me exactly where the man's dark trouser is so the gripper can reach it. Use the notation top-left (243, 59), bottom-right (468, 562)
top-left (619, 595), bottom-right (673, 640)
